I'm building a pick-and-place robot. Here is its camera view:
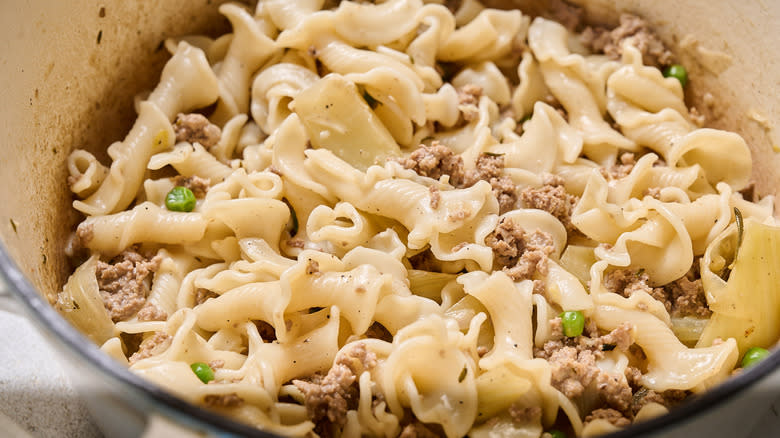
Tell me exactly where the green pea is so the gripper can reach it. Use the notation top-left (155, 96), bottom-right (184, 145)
top-left (663, 64), bottom-right (688, 88)
top-left (547, 430), bottom-right (567, 438)
top-left (560, 311), bottom-right (585, 338)
top-left (742, 347), bottom-right (770, 368)
top-left (190, 362), bottom-right (215, 383)
top-left (165, 186), bottom-right (197, 212)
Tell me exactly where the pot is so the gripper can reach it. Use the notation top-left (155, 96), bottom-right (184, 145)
top-left (0, 0), bottom-right (778, 437)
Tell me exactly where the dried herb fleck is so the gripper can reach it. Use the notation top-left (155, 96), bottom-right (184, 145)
top-left (361, 89), bottom-right (381, 110)
top-left (458, 366), bottom-right (468, 382)
top-left (282, 198), bottom-right (299, 236)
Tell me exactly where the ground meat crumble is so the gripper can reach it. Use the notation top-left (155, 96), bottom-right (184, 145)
top-left (508, 405), bottom-right (542, 425)
top-left (398, 421), bottom-right (444, 438)
top-left (428, 185), bottom-right (441, 210)
top-left (457, 84), bottom-right (482, 106)
top-left (546, 347), bottom-right (602, 399)
top-left (174, 113), bottom-right (222, 148)
top-left (96, 248), bottom-right (162, 322)
top-left (76, 223), bottom-right (94, 248)
top-left (630, 387), bottom-right (688, 416)
top-left (485, 217), bottom-right (555, 282)
top-left (397, 142), bottom-right (465, 184)
top-left (600, 152), bottom-right (637, 181)
top-left (536, 313), bottom-right (689, 427)
top-left (584, 408), bottom-right (631, 428)
top-left (603, 268), bottom-right (663, 304)
top-left (136, 303), bottom-right (167, 321)
top-left (398, 143), bottom-right (518, 214)
top-left (204, 393), bottom-right (244, 408)
top-left (660, 268), bottom-right (711, 318)
top-left (519, 176), bottom-right (579, 233)
top-left (172, 175), bottom-right (210, 198)
top-left (535, 320), bottom-right (636, 416)
top-left (457, 84), bottom-right (483, 122)
top-left (581, 13), bottom-right (674, 68)
top-left (464, 154), bottom-right (518, 214)
top-left (128, 331), bottom-right (171, 364)
top-left (293, 343), bottom-right (377, 433)
top-left (603, 267), bottom-right (711, 318)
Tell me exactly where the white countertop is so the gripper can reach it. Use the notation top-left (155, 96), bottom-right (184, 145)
top-left (0, 284), bottom-right (102, 438)
top-left (1, 278), bottom-right (779, 437)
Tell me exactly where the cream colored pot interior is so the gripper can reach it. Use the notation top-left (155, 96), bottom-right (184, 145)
top-left (1, 0), bottom-right (778, 313)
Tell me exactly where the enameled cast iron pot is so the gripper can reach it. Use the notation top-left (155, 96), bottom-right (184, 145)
top-left (1, 0), bottom-right (779, 436)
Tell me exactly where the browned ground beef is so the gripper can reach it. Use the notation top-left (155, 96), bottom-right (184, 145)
top-left (604, 267), bottom-right (711, 317)
top-left (172, 175), bottom-right (211, 198)
top-left (457, 84), bottom-right (482, 122)
top-left (600, 152), bottom-right (637, 180)
top-left (457, 84), bottom-right (482, 106)
top-left (464, 154), bottom-right (518, 214)
top-left (486, 217), bottom-right (556, 282)
top-left (174, 113), bottom-right (222, 148)
top-left (428, 185), bottom-right (441, 209)
top-left (581, 13), bottom-right (674, 68)
top-left (519, 179), bottom-right (579, 233)
top-left (585, 408), bottom-right (632, 428)
top-left (397, 142), bottom-right (465, 184)
top-left (535, 320), bottom-right (636, 415)
top-left (661, 271), bottom-right (711, 318)
top-left (136, 303), bottom-right (167, 321)
top-left (399, 144), bottom-right (518, 214)
top-left (96, 249), bottom-right (162, 322)
top-left (128, 332), bottom-right (171, 364)
top-left (630, 387), bottom-right (689, 415)
top-left (293, 343), bottom-right (377, 433)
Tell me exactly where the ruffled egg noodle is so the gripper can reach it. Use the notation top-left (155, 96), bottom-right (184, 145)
top-left (57, 0), bottom-right (780, 437)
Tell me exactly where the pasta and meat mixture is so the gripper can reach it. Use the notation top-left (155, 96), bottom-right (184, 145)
top-left (57, 0), bottom-right (780, 437)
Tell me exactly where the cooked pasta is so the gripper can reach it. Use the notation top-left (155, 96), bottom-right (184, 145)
top-left (57, 1), bottom-right (780, 437)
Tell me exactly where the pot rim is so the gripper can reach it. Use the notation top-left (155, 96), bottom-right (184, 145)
top-left (1, 241), bottom-right (778, 437)
top-left (0, 243), bottom-right (279, 437)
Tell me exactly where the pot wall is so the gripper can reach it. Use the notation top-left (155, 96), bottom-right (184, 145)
top-left (0, 0), bottom-right (232, 302)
